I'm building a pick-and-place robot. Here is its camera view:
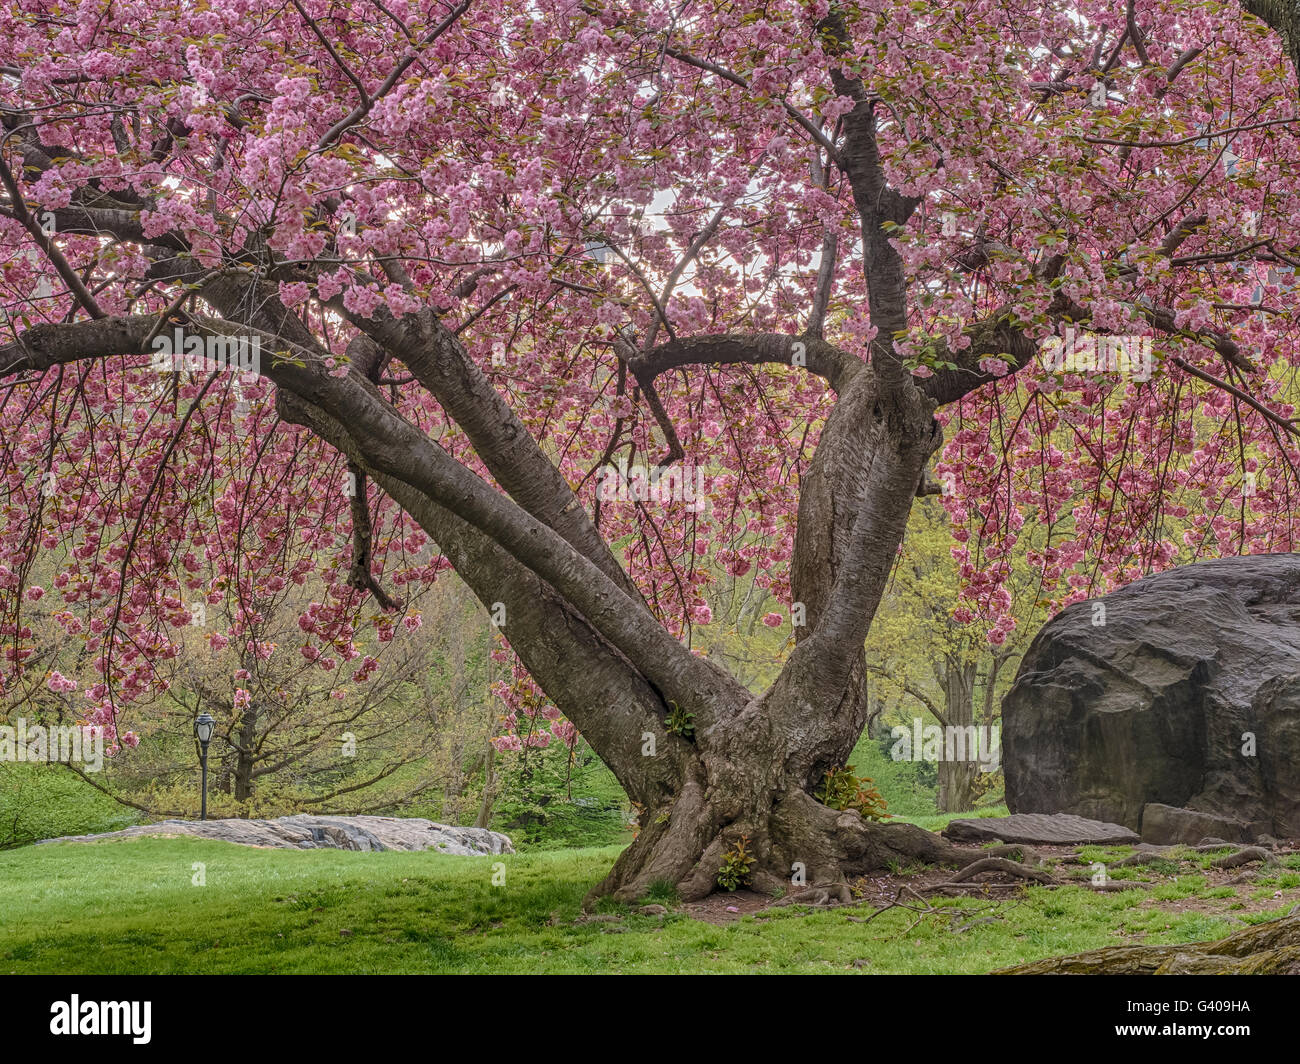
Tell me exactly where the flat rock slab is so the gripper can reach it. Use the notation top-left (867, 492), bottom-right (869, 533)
top-left (1139, 803), bottom-right (1271, 846)
top-left (943, 813), bottom-right (1140, 845)
top-left (37, 814), bottom-right (514, 855)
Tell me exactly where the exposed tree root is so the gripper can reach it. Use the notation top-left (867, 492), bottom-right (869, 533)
top-left (1111, 851), bottom-right (1165, 868)
top-left (922, 877), bottom-right (1145, 895)
top-left (975, 844), bottom-right (1045, 866)
top-left (586, 783), bottom-right (1279, 912)
top-left (947, 857), bottom-right (1055, 884)
top-left (771, 882), bottom-right (854, 908)
top-left (922, 882), bottom-right (1033, 895)
top-left (1107, 843), bottom-right (1282, 869)
top-left (1210, 846), bottom-right (1280, 869)
top-left (586, 790), bottom-right (971, 908)
top-left (996, 912), bottom-right (1300, 974)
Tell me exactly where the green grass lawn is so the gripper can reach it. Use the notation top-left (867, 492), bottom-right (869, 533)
top-left (0, 835), bottom-right (1274, 974)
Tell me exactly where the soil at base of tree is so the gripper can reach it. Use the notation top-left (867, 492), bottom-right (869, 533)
top-left (680, 843), bottom-right (1300, 930)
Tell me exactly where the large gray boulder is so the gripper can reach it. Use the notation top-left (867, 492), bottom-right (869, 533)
top-left (38, 814), bottom-right (514, 854)
top-left (1003, 554), bottom-right (1300, 843)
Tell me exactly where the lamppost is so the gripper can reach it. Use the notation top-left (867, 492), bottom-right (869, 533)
top-left (194, 713), bottom-right (215, 821)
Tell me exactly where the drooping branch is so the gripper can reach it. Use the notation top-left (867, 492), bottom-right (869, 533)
top-left (1171, 357), bottom-right (1300, 439)
top-left (344, 463), bottom-right (399, 610)
top-left (0, 312), bottom-right (750, 730)
top-left (0, 154), bottom-right (105, 320)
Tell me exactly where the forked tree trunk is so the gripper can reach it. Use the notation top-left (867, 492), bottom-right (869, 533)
top-left (582, 378), bottom-right (961, 903)
top-left (8, 276), bottom-right (963, 907)
top-left (10, 0), bottom-right (1300, 925)
top-left (590, 709), bottom-right (963, 903)
top-left (2, 29), bottom-right (978, 899)
top-left (273, 321), bottom-right (959, 904)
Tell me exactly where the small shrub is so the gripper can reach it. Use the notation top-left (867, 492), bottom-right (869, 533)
top-left (664, 702), bottom-right (695, 740)
top-left (816, 764), bottom-right (891, 821)
top-left (716, 836), bottom-right (755, 891)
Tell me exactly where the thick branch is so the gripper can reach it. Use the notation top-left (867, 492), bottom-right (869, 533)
top-left (633, 332), bottom-right (862, 393)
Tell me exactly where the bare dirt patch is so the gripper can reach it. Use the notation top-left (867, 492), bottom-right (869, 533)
top-left (681, 889), bottom-right (773, 924)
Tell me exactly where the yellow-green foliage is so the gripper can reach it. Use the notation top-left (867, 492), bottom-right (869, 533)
top-left (815, 765), bottom-right (891, 821)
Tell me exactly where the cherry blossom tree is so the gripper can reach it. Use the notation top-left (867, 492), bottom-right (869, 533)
top-left (2, 0), bottom-right (1299, 902)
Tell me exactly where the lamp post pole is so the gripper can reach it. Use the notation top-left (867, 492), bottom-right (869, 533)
top-left (194, 713), bottom-right (215, 821)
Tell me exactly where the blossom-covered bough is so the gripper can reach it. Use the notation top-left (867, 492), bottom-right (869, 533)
top-left (2, 0), bottom-right (1299, 902)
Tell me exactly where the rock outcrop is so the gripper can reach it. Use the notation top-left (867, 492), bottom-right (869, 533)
top-left (38, 814), bottom-right (515, 854)
top-left (1002, 554), bottom-right (1300, 843)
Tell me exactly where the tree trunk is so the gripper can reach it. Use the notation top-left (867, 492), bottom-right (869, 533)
top-left (271, 326), bottom-right (954, 906)
top-left (589, 716), bottom-right (965, 904)
top-left (7, 285), bottom-right (959, 906)
top-left (233, 700), bottom-right (258, 803)
top-left (588, 381), bottom-right (959, 904)
top-left (13, 0), bottom-right (1300, 918)
top-left (0, 11), bottom-right (1010, 906)
top-left (3, 85), bottom-right (961, 903)
top-left (214, 751), bottom-right (234, 796)
top-left (937, 660), bottom-right (978, 813)
top-left (474, 742), bottom-right (496, 830)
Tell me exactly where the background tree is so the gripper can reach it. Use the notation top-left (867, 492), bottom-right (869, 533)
top-left (866, 498), bottom-right (1045, 811)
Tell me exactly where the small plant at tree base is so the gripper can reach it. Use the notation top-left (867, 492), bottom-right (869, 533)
top-left (816, 765), bottom-right (892, 821)
top-left (716, 836), bottom-right (756, 891)
top-left (664, 701), bottom-right (695, 740)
